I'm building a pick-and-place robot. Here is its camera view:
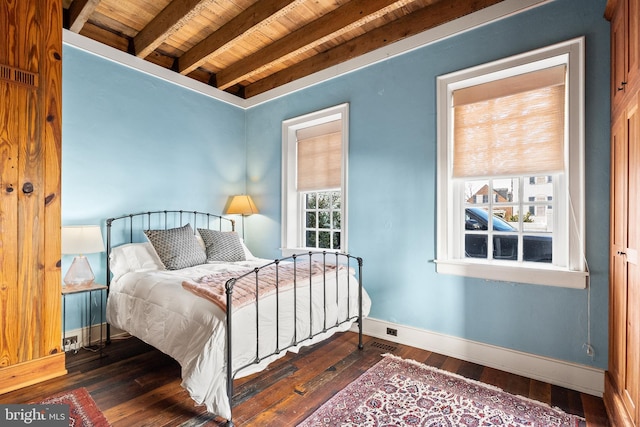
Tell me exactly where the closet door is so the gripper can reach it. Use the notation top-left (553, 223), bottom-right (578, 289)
top-left (611, 109), bottom-right (629, 398)
top-left (626, 97), bottom-right (640, 424)
top-left (610, 96), bottom-right (640, 426)
top-left (0, 0), bottom-right (65, 392)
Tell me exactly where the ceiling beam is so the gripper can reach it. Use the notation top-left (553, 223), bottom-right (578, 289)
top-left (67, 0), bottom-right (100, 32)
top-left (177, 0), bottom-right (303, 76)
top-left (214, 0), bottom-right (410, 90)
top-left (134, 0), bottom-right (213, 59)
top-left (244, 0), bottom-right (504, 98)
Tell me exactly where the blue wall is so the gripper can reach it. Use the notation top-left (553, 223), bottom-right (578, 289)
top-left (61, 0), bottom-right (610, 369)
top-left (245, 0), bottom-right (610, 368)
top-left (61, 46), bottom-right (246, 329)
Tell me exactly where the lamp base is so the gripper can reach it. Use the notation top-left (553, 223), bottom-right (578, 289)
top-left (64, 255), bottom-right (95, 287)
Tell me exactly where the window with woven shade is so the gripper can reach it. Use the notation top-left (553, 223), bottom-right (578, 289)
top-left (435, 38), bottom-right (587, 289)
top-left (452, 65), bottom-right (566, 178)
top-left (282, 104), bottom-right (349, 254)
top-left (296, 124), bottom-right (342, 191)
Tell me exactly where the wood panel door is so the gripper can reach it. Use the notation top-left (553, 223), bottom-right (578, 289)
top-left (611, 0), bottom-right (640, 110)
top-left (613, 1), bottom-right (629, 108)
top-left (609, 94), bottom-right (640, 427)
top-left (610, 110), bottom-right (628, 397)
top-left (0, 0), bottom-right (65, 392)
top-left (625, 97), bottom-right (640, 424)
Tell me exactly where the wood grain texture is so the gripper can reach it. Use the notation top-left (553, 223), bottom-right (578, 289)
top-left (0, 0), bottom-right (63, 391)
top-left (244, 0), bottom-right (504, 97)
top-left (62, 0), bottom-right (505, 98)
top-left (0, 332), bottom-right (609, 426)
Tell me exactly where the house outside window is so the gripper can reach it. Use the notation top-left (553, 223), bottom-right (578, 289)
top-left (435, 38), bottom-right (587, 288)
top-left (281, 104), bottom-right (349, 255)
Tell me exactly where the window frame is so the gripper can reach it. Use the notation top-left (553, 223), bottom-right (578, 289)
top-left (435, 37), bottom-right (587, 288)
top-left (281, 103), bottom-right (349, 256)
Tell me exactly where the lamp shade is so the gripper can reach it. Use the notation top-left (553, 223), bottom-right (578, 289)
top-left (61, 225), bottom-right (105, 255)
top-left (226, 195), bottom-right (259, 215)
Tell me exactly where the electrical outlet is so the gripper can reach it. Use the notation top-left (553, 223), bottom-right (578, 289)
top-left (386, 327), bottom-right (398, 337)
top-left (63, 335), bottom-right (78, 352)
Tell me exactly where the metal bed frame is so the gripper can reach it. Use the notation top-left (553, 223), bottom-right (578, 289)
top-left (105, 210), bottom-right (364, 426)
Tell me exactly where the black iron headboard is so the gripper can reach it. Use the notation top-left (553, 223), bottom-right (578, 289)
top-left (105, 210), bottom-right (235, 282)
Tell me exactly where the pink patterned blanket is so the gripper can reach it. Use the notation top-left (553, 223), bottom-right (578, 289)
top-left (182, 262), bottom-right (343, 312)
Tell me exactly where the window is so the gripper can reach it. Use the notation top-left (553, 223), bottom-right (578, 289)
top-left (436, 38), bottom-right (587, 288)
top-left (282, 104), bottom-right (349, 255)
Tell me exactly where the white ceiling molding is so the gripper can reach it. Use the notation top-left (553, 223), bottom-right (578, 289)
top-left (63, 0), bottom-right (550, 110)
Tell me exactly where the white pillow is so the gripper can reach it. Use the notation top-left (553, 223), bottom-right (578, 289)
top-left (241, 239), bottom-right (257, 260)
top-left (109, 242), bottom-right (165, 280)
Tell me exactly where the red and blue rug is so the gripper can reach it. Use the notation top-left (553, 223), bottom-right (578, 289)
top-left (35, 387), bottom-right (110, 427)
top-left (298, 354), bottom-right (585, 426)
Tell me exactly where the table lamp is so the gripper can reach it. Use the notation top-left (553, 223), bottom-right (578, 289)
top-left (225, 195), bottom-right (259, 238)
top-left (61, 225), bottom-right (105, 286)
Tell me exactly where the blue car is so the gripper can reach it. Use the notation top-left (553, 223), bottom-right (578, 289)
top-left (465, 207), bottom-right (552, 263)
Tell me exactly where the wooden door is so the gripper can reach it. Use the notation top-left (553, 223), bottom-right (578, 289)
top-left (0, 0), bottom-right (65, 392)
top-left (611, 109), bottom-right (629, 394)
top-left (613, 0), bottom-right (629, 108)
top-left (627, 0), bottom-right (639, 89)
top-left (626, 97), bottom-right (640, 424)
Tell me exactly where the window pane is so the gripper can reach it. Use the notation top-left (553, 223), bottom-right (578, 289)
top-left (333, 232), bottom-right (341, 249)
top-left (318, 231), bottom-right (331, 249)
top-left (492, 178), bottom-right (515, 203)
top-left (331, 192), bottom-right (341, 209)
top-left (306, 212), bottom-right (316, 228)
top-left (492, 235), bottom-right (518, 260)
top-left (465, 180), bottom-right (489, 205)
top-left (523, 235), bottom-right (552, 263)
top-left (523, 204), bottom-right (552, 232)
top-left (319, 212), bottom-right (330, 229)
top-left (306, 231), bottom-right (316, 247)
top-left (318, 193), bottom-right (331, 209)
top-left (502, 205), bottom-right (521, 231)
top-left (465, 234), bottom-right (488, 259)
top-left (306, 193), bottom-right (316, 209)
top-left (332, 211), bottom-right (341, 228)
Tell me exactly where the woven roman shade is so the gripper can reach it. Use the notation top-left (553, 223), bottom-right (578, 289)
top-left (297, 123), bottom-right (342, 191)
top-left (452, 65), bottom-right (566, 178)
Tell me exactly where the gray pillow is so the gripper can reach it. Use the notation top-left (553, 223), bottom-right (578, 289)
top-left (197, 229), bottom-right (246, 262)
top-left (144, 224), bottom-right (206, 270)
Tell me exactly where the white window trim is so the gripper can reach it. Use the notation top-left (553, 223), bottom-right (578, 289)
top-left (435, 37), bottom-right (587, 289)
top-left (281, 103), bottom-right (349, 256)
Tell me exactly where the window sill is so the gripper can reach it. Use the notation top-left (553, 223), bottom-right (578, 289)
top-left (434, 259), bottom-right (588, 289)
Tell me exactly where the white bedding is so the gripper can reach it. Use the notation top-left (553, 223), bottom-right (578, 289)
top-left (106, 258), bottom-right (371, 420)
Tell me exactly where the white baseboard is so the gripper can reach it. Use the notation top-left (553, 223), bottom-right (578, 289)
top-left (69, 319), bottom-right (604, 396)
top-left (357, 317), bottom-right (604, 397)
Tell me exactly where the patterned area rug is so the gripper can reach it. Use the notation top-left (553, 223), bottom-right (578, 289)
top-left (298, 354), bottom-right (586, 426)
top-left (34, 388), bottom-right (110, 427)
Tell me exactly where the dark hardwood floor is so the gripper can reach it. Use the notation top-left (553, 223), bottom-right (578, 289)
top-left (0, 332), bottom-right (609, 426)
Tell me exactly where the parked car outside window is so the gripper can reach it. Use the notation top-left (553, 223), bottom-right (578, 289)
top-left (464, 207), bottom-right (552, 263)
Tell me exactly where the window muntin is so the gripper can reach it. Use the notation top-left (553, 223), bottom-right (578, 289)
top-left (436, 37), bottom-right (586, 288)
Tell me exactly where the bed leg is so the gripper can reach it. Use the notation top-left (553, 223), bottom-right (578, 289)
top-left (357, 257), bottom-right (364, 350)
top-left (225, 420), bottom-right (234, 426)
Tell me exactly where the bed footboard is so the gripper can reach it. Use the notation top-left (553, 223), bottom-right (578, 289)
top-left (223, 251), bottom-right (364, 427)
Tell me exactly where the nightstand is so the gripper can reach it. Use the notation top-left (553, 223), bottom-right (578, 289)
top-left (61, 283), bottom-right (107, 356)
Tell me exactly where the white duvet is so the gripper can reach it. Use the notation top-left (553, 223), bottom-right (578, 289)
top-left (106, 258), bottom-right (371, 420)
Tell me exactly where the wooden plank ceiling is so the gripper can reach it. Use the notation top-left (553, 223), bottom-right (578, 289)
top-left (63, 0), bottom-right (504, 99)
